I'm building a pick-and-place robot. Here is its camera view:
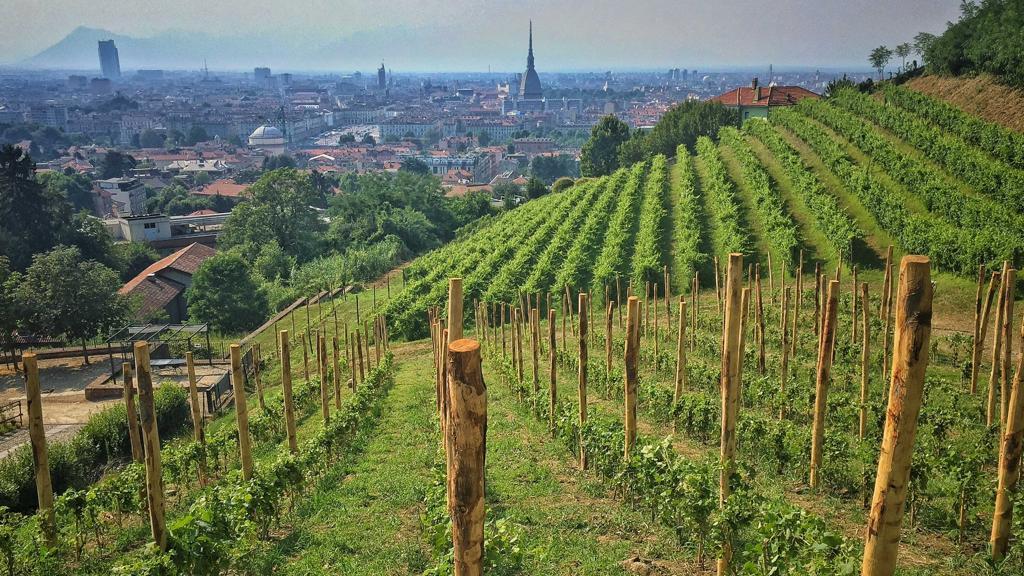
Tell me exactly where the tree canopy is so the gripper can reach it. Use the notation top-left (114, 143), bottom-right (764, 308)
top-left (923, 0), bottom-right (1024, 87)
top-left (616, 101), bottom-right (739, 166)
top-left (186, 251), bottom-right (269, 334)
top-left (580, 116), bottom-right (631, 177)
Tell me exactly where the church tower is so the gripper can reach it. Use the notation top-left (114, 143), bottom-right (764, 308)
top-left (518, 21), bottom-right (543, 99)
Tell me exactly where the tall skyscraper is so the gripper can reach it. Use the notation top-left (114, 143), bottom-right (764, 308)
top-left (98, 40), bottom-right (121, 79)
top-left (518, 21), bottom-right (543, 99)
top-left (377, 63), bottom-right (386, 90)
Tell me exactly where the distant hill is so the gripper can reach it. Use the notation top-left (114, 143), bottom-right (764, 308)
top-left (905, 74), bottom-right (1024, 134)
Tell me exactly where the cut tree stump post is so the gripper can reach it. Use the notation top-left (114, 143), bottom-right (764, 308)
top-left (861, 255), bottom-right (932, 576)
top-left (673, 297), bottom-right (688, 432)
top-left (578, 293), bottom-right (589, 469)
top-left (445, 338), bottom-right (487, 576)
top-left (185, 352), bottom-right (207, 485)
top-left (134, 342), bottom-right (168, 551)
top-left (279, 330), bottom-right (299, 454)
top-left (229, 344), bottom-right (254, 481)
top-left (548, 309), bottom-right (557, 433)
top-left (810, 280), bottom-right (840, 490)
top-left (990, 314), bottom-right (1024, 560)
top-left (972, 271), bottom-right (1000, 394)
top-left (448, 278), bottom-right (464, 341)
top-left (624, 296), bottom-right (640, 459)
top-left (859, 283), bottom-right (871, 440)
top-left (23, 353), bottom-right (56, 546)
top-left (717, 253), bottom-right (744, 576)
top-left (122, 361), bottom-right (143, 463)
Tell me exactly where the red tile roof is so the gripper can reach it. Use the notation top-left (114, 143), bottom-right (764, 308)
top-left (709, 85), bottom-right (820, 108)
top-left (193, 179), bottom-right (249, 198)
top-left (119, 243), bottom-right (216, 318)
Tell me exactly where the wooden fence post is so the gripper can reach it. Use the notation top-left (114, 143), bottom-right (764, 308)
top-left (852, 265), bottom-right (859, 345)
top-left (624, 296), bottom-right (640, 459)
top-left (332, 336), bottom-right (342, 409)
top-left (531, 308), bottom-right (540, 396)
top-left (859, 283), bottom-right (871, 440)
top-left (445, 339), bottom-right (487, 576)
top-left (879, 246), bottom-right (893, 319)
top-left (991, 315), bottom-right (1024, 560)
top-left (999, 269), bottom-right (1016, 429)
top-left (793, 253), bottom-right (802, 357)
top-left (449, 278), bottom-right (464, 341)
top-left (717, 253), bottom-right (744, 576)
top-left (229, 344), bottom-right (254, 481)
top-left (548, 309), bottom-right (557, 433)
top-left (253, 343), bottom-right (265, 411)
top-left (861, 256), bottom-right (932, 576)
top-left (780, 288), bottom-right (790, 419)
top-left (810, 280), bottom-right (840, 489)
top-left (122, 361), bottom-right (143, 463)
top-left (279, 330), bottom-right (298, 454)
top-left (23, 353), bottom-right (55, 546)
top-left (673, 297), bottom-right (688, 432)
top-left (134, 342), bottom-right (168, 551)
top-left (755, 266), bottom-right (766, 375)
top-left (185, 352), bottom-right (207, 485)
top-left (318, 333), bottom-right (330, 424)
top-left (989, 265), bottom-right (1009, 427)
top-left (813, 262), bottom-right (822, 336)
top-left (972, 271), bottom-right (1000, 394)
top-left (356, 329), bottom-right (365, 384)
top-left (605, 300), bottom-right (613, 377)
top-left (653, 283), bottom-right (660, 363)
top-left (578, 293), bottom-right (589, 469)
top-left (301, 333), bottom-right (310, 381)
top-left (881, 262), bottom-right (896, 394)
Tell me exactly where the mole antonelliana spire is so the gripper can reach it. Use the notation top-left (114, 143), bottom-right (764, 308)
top-left (519, 20), bottom-right (543, 99)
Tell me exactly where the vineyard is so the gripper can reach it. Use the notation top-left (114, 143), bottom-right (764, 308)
top-left (7, 85), bottom-right (1024, 575)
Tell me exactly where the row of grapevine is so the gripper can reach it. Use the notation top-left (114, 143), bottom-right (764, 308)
top-left (484, 187), bottom-right (585, 302)
top-left (630, 154), bottom-right (669, 286)
top-left (695, 135), bottom-right (748, 260)
top-left (718, 127), bottom-right (799, 267)
top-left (826, 90), bottom-right (1024, 239)
top-left (775, 106), bottom-right (1003, 274)
top-left (524, 179), bottom-right (607, 294)
top-left (554, 168), bottom-right (628, 291)
top-left (592, 161), bottom-right (647, 292)
top-left (670, 145), bottom-right (705, 292)
top-left (743, 119), bottom-right (861, 259)
top-left (829, 88), bottom-right (1024, 213)
top-left (881, 84), bottom-right (1024, 172)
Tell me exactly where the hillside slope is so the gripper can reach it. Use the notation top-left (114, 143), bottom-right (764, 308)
top-left (905, 74), bottom-right (1024, 133)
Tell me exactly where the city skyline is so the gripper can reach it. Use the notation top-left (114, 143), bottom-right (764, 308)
top-left (2, 0), bottom-right (962, 72)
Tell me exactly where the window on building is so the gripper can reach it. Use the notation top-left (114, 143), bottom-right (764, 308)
top-left (144, 222), bottom-right (156, 229)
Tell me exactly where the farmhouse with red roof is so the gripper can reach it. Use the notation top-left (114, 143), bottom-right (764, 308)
top-left (119, 243), bottom-right (216, 323)
top-left (709, 77), bottom-right (820, 120)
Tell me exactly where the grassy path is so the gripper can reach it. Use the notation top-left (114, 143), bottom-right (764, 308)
top-left (717, 142), bottom-right (769, 265)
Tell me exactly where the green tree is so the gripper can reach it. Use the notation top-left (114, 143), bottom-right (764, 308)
top-left (220, 168), bottom-right (325, 262)
top-left (580, 116), bottom-right (630, 177)
top-left (186, 251), bottom-right (268, 334)
top-left (447, 190), bottom-right (494, 230)
top-left (400, 157), bottom-right (430, 174)
top-left (98, 151), bottom-right (136, 179)
top-left (253, 239), bottom-right (295, 282)
top-left (617, 101), bottom-right (737, 165)
top-left (37, 171), bottom-right (94, 212)
top-left (913, 32), bottom-right (937, 62)
top-left (0, 257), bottom-right (20, 364)
top-left (869, 45), bottom-right (893, 79)
top-left (525, 176), bottom-right (548, 199)
top-left (113, 242), bottom-right (160, 281)
top-left (477, 131), bottom-right (492, 147)
top-left (186, 126), bottom-right (209, 145)
top-left (895, 43), bottom-right (913, 71)
top-left (193, 171), bottom-right (212, 186)
top-left (262, 154), bottom-right (296, 171)
top-left (0, 145), bottom-right (73, 269)
top-left (138, 129), bottom-right (164, 148)
top-left (551, 176), bottom-right (575, 194)
top-left (15, 246), bottom-right (127, 362)
top-left (530, 154), bottom-right (579, 183)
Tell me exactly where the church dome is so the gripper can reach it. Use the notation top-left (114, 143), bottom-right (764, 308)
top-left (249, 125), bottom-right (284, 140)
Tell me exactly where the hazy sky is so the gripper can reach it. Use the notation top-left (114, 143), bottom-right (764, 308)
top-left (1, 0), bottom-right (964, 70)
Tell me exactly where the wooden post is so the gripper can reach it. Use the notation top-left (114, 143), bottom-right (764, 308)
top-left (229, 344), bottom-right (254, 481)
top-left (859, 283), bottom-right (871, 440)
top-left (644, 281), bottom-right (651, 341)
top-left (279, 330), bottom-right (298, 454)
top-left (449, 278), bottom-right (464, 342)
top-left (861, 255), bottom-right (933, 576)
top-left (879, 246), bottom-right (893, 319)
top-left (22, 353), bottom-right (55, 545)
top-left (809, 280), bottom-right (840, 490)
top-left (970, 265), bottom-right (986, 389)
top-left (881, 263), bottom-right (896, 395)
top-left (813, 262), bottom-right (822, 336)
top-left (714, 255), bottom-right (722, 313)
top-left (301, 332), bottom-right (310, 381)
top-left (852, 265), bottom-right (859, 345)
top-left (972, 271), bottom-right (1000, 394)
top-left (578, 293), bottom-right (589, 469)
top-left (717, 254), bottom-right (744, 576)
top-left (253, 343), bottom-right (265, 411)
top-left (755, 267), bottom-right (766, 375)
top-left (317, 333), bottom-right (330, 423)
top-left (691, 273), bottom-right (698, 352)
top-left (531, 308), bottom-right (540, 396)
top-left (605, 300), bottom-right (614, 376)
top-left (122, 362), bottom-right (144, 463)
top-left (653, 283), bottom-right (660, 364)
top-left (664, 266), bottom-right (672, 317)
top-left (991, 315), bottom-right (1024, 560)
top-left (445, 339), bottom-right (487, 576)
top-left (673, 297), bottom-right (688, 432)
top-left (767, 250), bottom-right (775, 295)
top-left (548, 309), bottom-right (557, 433)
top-left (793, 252), bottom-right (802, 357)
top-left (1000, 268), bottom-right (1016, 429)
top-left (780, 288), bottom-right (790, 419)
top-left (363, 320), bottom-right (372, 371)
top-left (185, 353), bottom-right (207, 485)
top-left (989, 266), bottom-right (1008, 427)
top-left (356, 329), bottom-right (365, 384)
top-left (134, 342), bottom-right (168, 551)
top-left (332, 336), bottom-right (342, 409)
top-left (515, 310), bottom-right (525, 387)
top-left (624, 296), bottom-right (640, 459)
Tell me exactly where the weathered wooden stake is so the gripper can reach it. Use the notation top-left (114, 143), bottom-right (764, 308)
top-left (531, 308), bottom-right (540, 396)
top-left (999, 268), bottom-right (1016, 429)
top-left (122, 361), bottom-right (143, 463)
top-left (134, 342), bottom-right (168, 551)
top-left (185, 352), bottom-right (207, 485)
top-left (578, 293), bottom-right (589, 469)
top-left (253, 343), bottom-right (265, 411)
top-left (810, 280), bottom-right (840, 490)
top-left (717, 254), bottom-right (744, 576)
top-left (548, 309), bottom-right (557, 433)
top-left (861, 255), bottom-right (932, 576)
top-left (859, 283), bottom-right (871, 440)
top-left (279, 330), bottom-right (299, 454)
top-left (445, 338), bottom-right (487, 576)
top-left (23, 353), bottom-right (55, 545)
top-left (780, 288), bottom-right (790, 419)
top-left (755, 266), bottom-right (766, 375)
top-left (229, 344), bottom-right (254, 480)
top-left (332, 336), bottom-right (342, 409)
top-left (852, 265), bottom-right (859, 345)
top-left (673, 297), bottom-right (688, 432)
top-left (605, 300), bottom-right (614, 376)
top-left (624, 296), bottom-right (640, 459)
top-left (989, 266), bottom-right (1008, 427)
top-left (301, 333), bottom-right (310, 381)
top-left (449, 278), bottom-right (464, 341)
top-left (972, 271), bottom-right (1000, 394)
top-left (990, 315), bottom-right (1024, 560)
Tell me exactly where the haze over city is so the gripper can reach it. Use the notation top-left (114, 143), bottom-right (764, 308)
top-left (2, 0), bottom-right (962, 71)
